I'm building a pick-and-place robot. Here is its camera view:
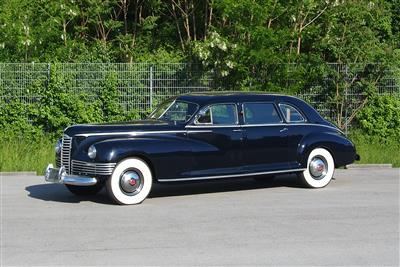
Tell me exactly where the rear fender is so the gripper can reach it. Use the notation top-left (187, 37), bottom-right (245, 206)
top-left (298, 132), bottom-right (356, 168)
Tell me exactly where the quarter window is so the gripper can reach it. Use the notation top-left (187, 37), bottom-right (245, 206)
top-left (279, 103), bottom-right (305, 123)
top-left (243, 103), bottom-right (281, 124)
top-left (195, 104), bottom-right (238, 125)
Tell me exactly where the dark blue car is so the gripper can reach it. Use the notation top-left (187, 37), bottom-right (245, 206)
top-left (45, 92), bottom-right (359, 205)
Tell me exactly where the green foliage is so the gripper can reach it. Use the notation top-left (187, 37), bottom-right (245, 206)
top-left (0, 67), bottom-right (144, 139)
top-left (0, 136), bottom-right (55, 173)
top-left (356, 95), bottom-right (400, 141)
top-left (97, 72), bottom-right (124, 122)
top-left (349, 130), bottom-right (400, 167)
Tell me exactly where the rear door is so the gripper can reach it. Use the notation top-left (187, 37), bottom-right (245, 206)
top-left (241, 102), bottom-right (290, 173)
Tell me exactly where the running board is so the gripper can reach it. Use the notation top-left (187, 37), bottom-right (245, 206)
top-left (158, 168), bottom-right (306, 182)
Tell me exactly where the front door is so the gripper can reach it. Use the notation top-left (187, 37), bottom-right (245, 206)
top-left (186, 103), bottom-right (245, 178)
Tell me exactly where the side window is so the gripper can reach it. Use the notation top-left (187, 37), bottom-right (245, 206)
top-left (243, 103), bottom-right (281, 124)
top-left (279, 103), bottom-right (305, 123)
top-left (195, 104), bottom-right (238, 125)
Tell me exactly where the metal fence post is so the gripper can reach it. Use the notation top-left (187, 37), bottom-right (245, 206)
top-left (46, 63), bottom-right (51, 91)
top-left (150, 65), bottom-right (153, 110)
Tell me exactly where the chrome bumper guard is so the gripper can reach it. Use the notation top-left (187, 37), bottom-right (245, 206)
top-left (44, 164), bottom-right (97, 186)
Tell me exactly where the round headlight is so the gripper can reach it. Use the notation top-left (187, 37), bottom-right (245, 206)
top-left (55, 139), bottom-right (62, 154)
top-left (88, 145), bottom-right (97, 159)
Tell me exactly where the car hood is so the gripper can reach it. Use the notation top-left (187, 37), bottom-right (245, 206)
top-left (64, 120), bottom-right (185, 137)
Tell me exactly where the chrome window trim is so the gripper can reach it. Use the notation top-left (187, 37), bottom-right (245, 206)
top-left (158, 168), bottom-right (306, 182)
top-left (241, 102), bottom-right (283, 125)
top-left (278, 102), bottom-right (307, 123)
top-left (193, 103), bottom-right (239, 126)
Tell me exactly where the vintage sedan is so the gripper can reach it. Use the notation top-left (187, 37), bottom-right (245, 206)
top-left (45, 92), bottom-right (359, 205)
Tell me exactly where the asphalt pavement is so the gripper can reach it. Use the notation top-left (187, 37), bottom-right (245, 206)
top-left (1, 168), bottom-right (399, 266)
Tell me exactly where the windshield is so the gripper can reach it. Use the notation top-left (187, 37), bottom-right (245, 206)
top-left (149, 99), bottom-right (199, 123)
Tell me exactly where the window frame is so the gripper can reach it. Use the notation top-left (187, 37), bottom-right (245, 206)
top-left (278, 103), bottom-right (307, 123)
top-left (149, 99), bottom-right (200, 123)
top-left (241, 102), bottom-right (283, 125)
top-left (193, 103), bottom-right (239, 126)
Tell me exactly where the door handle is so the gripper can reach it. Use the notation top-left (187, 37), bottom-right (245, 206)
top-left (280, 127), bottom-right (288, 133)
top-left (233, 129), bottom-right (243, 132)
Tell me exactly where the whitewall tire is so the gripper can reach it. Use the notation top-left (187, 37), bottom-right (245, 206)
top-left (298, 148), bottom-right (335, 188)
top-left (106, 158), bottom-right (153, 205)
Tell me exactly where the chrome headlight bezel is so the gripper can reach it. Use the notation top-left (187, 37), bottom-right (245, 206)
top-left (88, 145), bottom-right (97, 159)
top-left (55, 139), bottom-right (62, 154)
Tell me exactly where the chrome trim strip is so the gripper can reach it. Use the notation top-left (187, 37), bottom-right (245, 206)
top-left (75, 130), bottom-right (214, 137)
top-left (158, 168), bottom-right (306, 182)
top-left (75, 130), bottom-right (187, 137)
top-left (186, 123), bottom-right (341, 132)
top-left (186, 125), bottom-right (241, 128)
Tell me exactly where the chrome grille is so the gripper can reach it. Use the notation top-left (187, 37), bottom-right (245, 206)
top-left (71, 160), bottom-right (116, 176)
top-left (61, 135), bottom-right (72, 174)
top-left (56, 155), bottom-right (61, 168)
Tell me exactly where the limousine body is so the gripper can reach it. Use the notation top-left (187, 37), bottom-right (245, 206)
top-left (45, 92), bottom-right (359, 204)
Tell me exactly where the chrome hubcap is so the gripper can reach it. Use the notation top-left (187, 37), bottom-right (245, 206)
top-left (309, 157), bottom-right (327, 180)
top-left (120, 170), bottom-right (143, 195)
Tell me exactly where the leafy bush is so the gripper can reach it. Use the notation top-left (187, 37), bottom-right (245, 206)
top-left (0, 68), bottom-right (141, 140)
top-left (356, 95), bottom-right (400, 141)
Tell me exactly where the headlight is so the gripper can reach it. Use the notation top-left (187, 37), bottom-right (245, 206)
top-left (88, 145), bottom-right (97, 159)
top-left (55, 139), bottom-right (62, 154)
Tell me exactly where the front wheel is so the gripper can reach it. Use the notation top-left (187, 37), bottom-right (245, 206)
top-left (298, 148), bottom-right (335, 188)
top-left (106, 158), bottom-right (153, 205)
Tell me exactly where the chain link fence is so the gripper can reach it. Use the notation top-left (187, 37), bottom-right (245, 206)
top-left (1, 62), bottom-right (399, 133)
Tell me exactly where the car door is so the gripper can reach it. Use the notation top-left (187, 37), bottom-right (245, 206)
top-left (278, 102), bottom-right (309, 169)
top-left (186, 103), bottom-right (245, 178)
top-left (241, 102), bottom-right (290, 173)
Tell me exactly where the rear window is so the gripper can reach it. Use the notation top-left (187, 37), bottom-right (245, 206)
top-left (243, 103), bottom-right (281, 124)
top-left (279, 103), bottom-right (305, 123)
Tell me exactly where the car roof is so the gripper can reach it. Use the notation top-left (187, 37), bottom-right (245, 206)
top-left (177, 91), bottom-right (299, 105)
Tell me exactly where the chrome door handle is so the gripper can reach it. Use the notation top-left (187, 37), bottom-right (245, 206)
top-left (233, 129), bottom-right (243, 132)
top-left (280, 127), bottom-right (288, 133)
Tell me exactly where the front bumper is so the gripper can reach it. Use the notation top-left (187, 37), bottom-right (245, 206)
top-left (44, 164), bottom-right (98, 186)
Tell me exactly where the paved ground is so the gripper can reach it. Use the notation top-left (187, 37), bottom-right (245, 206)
top-left (1, 168), bottom-right (399, 266)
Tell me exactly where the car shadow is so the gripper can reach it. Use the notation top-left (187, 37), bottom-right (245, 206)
top-left (25, 183), bottom-right (112, 205)
top-left (26, 174), bottom-right (305, 204)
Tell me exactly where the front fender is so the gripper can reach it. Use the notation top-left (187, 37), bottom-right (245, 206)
top-left (90, 136), bottom-right (195, 180)
top-left (298, 132), bottom-right (356, 168)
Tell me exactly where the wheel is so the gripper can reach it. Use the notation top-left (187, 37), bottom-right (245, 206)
top-left (106, 158), bottom-right (153, 205)
top-left (298, 148), bottom-right (335, 188)
top-left (65, 183), bottom-right (104, 196)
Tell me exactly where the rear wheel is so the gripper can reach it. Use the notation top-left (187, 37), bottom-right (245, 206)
top-left (298, 148), bottom-right (335, 188)
top-left (106, 158), bottom-right (153, 205)
top-left (65, 183), bottom-right (104, 196)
